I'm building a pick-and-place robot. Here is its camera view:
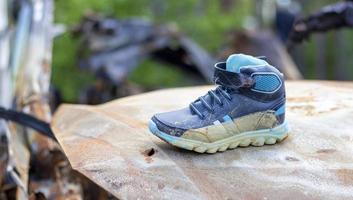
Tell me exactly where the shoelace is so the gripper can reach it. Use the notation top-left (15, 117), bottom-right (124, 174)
top-left (189, 86), bottom-right (232, 119)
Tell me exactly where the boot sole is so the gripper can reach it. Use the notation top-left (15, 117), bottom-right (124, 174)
top-left (148, 120), bottom-right (289, 154)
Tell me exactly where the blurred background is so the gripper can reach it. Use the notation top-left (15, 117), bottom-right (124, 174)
top-left (1, 0), bottom-right (353, 199)
top-left (52, 0), bottom-right (353, 105)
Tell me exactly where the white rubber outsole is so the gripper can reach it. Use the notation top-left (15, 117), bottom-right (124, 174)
top-left (149, 120), bottom-right (289, 154)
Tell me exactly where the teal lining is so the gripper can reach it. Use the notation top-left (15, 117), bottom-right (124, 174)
top-left (223, 115), bottom-right (232, 122)
top-left (226, 54), bottom-right (268, 73)
top-left (275, 104), bottom-right (285, 116)
top-left (253, 74), bottom-right (281, 92)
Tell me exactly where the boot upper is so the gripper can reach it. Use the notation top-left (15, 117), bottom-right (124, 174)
top-left (151, 54), bottom-right (286, 137)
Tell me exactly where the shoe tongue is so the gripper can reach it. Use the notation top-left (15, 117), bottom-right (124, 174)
top-left (226, 54), bottom-right (268, 73)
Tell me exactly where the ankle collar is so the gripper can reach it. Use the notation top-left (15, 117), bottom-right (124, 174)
top-left (214, 64), bottom-right (254, 89)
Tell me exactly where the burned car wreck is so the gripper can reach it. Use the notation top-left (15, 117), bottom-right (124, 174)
top-left (73, 14), bottom-right (216, 104)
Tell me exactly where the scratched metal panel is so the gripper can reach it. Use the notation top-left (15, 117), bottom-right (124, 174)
top-left (52, 81), bottom-right (353, 200)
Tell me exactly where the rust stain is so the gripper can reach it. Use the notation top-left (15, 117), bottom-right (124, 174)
top-left (288, 105), bottom-right (316, 115)
top-left (158, 183), bottom-right (165, 190)
top-left (334, 169), bottom-right (353, 186)
top-left (316, 149), bottom-right (336, 154)
top-left (287, 96), bottom-right (315, 103)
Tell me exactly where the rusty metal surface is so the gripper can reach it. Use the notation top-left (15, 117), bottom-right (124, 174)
top-left (52, 81), bottom-right (353, 200)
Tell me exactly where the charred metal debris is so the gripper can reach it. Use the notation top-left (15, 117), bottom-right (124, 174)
top-left (288, 0), bottom-right (353, 45)
top-left (73, 14), bottom-right (215, 104)
top-left (0, 1), bottom-right (117, 199)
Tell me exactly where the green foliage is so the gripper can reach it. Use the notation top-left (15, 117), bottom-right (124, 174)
top-left (52, 33), bottom-right (95, 102)
top-left (128, 61), bottom-right (196, 89)
top-left (52, 0), bottom-right (353, 102)
top-left (52, 0), bottom-right (251, 102)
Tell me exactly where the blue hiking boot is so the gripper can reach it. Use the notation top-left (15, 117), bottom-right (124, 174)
top-left (148, 54), bottom-right (288, 153)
